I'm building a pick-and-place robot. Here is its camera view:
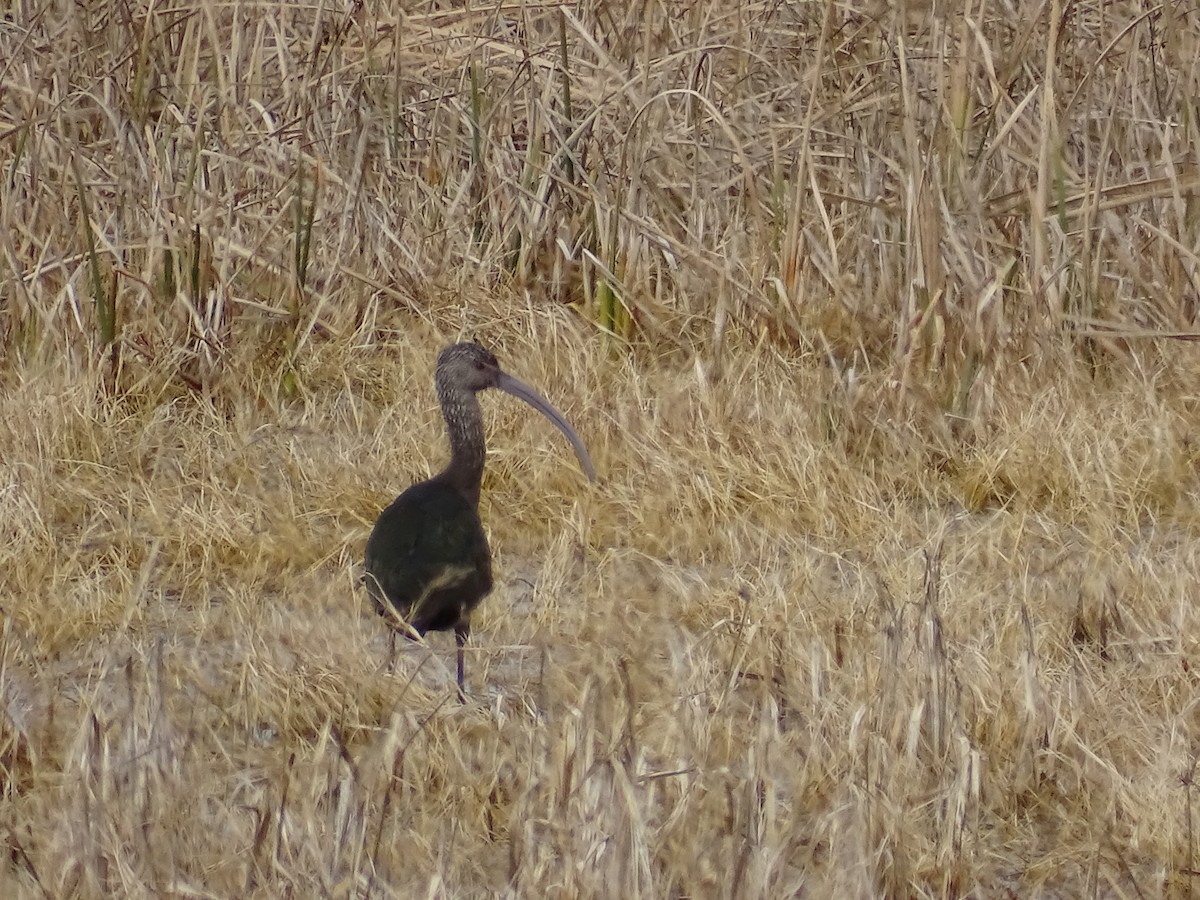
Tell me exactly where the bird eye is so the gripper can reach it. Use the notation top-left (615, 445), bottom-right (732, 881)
top-left (474, 360), bottom-right (486, 371)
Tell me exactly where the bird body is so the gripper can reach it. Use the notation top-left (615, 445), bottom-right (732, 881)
top-left (363, 342), bottom-right (595, 698)
top-left (365, 477), bottom-right (492, 634)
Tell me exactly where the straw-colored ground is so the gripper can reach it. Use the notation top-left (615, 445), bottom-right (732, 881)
top-left (2, 0), bottom-right (1200, 896)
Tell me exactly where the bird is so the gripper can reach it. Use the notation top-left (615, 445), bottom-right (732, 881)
top-left (363, 342), bottom-right (596, 700)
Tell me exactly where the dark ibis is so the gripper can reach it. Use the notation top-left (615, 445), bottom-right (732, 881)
top-left (363, 342), bottom-right (595, 699)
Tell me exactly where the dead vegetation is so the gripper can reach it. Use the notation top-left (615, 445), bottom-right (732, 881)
top-left (2, 0), bottom-right (1200, 896)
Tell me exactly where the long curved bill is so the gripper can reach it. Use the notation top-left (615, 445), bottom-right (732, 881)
top-left (496, 372), bottom-right (597, 482)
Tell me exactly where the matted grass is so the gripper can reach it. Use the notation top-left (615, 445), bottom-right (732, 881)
top-left (2, 0), bottom-right (1200, 896)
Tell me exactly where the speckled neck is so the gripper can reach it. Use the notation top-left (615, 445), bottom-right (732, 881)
top-left (435, 375), bottom-right (486, 507)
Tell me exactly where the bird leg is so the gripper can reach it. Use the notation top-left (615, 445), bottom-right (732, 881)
top-left (454, 622), bottom-right (470, 703)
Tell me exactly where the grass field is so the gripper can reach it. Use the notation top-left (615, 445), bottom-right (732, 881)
top-left (2, 0), bottom-right (1200, 896)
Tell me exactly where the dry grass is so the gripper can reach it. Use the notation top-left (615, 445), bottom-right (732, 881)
top-left (2, 0), bottom-right (1200, 896)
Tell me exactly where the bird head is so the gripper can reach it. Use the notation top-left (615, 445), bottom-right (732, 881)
top-left (437, 342), bottom-right (502, 394)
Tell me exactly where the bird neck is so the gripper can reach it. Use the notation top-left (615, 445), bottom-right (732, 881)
top-left (436, 382), bottom-right (486, 506)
